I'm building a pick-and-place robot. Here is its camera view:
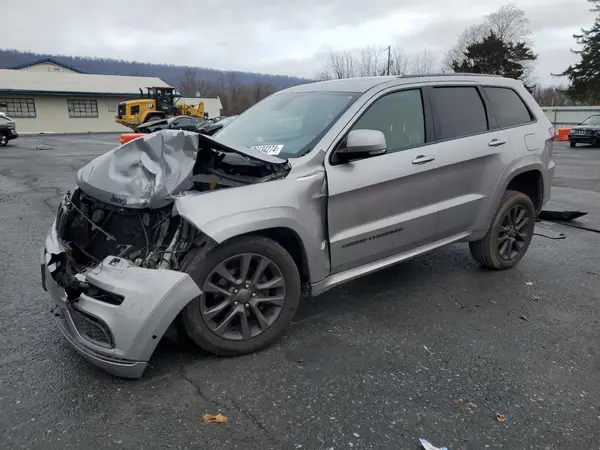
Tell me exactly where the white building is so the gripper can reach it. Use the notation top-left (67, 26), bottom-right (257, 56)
top-left (178, 97), bottom-right (223, 119)
top-left (0, 59), bottom-right (222, 134)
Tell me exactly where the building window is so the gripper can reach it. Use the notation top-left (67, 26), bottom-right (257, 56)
top-left (67, 99), bottom-right (98, 118)
top-left (0, 97), bottom-right (36, 118)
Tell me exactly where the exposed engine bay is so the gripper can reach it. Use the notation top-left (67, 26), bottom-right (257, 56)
top-left (51, 130), bottom-right (290, 300)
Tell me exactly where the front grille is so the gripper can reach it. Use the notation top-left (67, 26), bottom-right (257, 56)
top-left (60, 189), bottom-right (174, 267)
top-left (69, 307), bottom-right (114, 348)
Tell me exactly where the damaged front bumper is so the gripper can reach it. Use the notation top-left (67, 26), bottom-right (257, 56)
top-left (41, 220), bottom-right (201, 379)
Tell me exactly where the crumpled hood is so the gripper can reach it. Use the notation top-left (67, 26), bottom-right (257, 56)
top-left (76, 129), bottom-right (289, 209)
top-left (76, 130), bottom-right (200, 209)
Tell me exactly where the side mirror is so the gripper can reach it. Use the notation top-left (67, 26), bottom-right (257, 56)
top-left (336, 129), bottom-right (387, 162)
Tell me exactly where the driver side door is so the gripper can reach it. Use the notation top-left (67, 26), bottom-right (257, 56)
top-left (326, 88), bottom-right (441, 274)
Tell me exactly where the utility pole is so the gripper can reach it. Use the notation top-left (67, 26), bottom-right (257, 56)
top-left (386, 46), bottom-right (391, 75)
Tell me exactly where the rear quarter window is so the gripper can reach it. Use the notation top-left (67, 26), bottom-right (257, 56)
top-left (431, 86), bottom-right (488, 140)
top-left (483, 87), bottom-right (534, 128)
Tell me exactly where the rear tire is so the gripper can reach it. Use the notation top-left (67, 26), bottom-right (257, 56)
top-left (570, 141), bottom-right (576, 148)
top-left (180, 236), bottom-right (301, 356)
top-left (469, 190), bottom-right (535, 270)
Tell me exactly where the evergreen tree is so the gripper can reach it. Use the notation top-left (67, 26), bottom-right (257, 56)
top-left (558, 0), bottom-right (600, 104)
top-left (451, 31), bottom-right (537, 83)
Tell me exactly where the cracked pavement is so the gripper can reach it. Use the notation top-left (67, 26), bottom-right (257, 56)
top-left (1, 135), bottom-right (599, 449)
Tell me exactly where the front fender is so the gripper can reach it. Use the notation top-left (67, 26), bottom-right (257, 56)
top-left (174, 174), bottom-right (330, 283)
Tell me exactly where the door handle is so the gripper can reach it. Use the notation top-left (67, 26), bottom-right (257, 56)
top-left (488, 139), bottom-right (506, 147)
top-left (412, 155), bottom-right (435, 165)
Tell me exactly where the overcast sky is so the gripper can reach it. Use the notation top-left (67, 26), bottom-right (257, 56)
top-left (3, 0), bottom-right (597, 85)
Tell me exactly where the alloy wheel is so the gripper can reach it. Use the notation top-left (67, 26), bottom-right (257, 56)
top-left (497, 204), bottom-right (530, 260)
top-left (200, 253), bottom-right (286, 340)
top-left (0, 135), bottom-right (7, 146)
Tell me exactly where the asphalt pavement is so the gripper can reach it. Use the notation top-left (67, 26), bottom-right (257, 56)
top-left (0, 135), bottom-right (599, 450)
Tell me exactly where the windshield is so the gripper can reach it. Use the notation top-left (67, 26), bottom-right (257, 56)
top-left (215, 91), bottom-right (360, 158)
top-left (581, 115), bottom-right (600, 126)
top-left (216, 116), bottom-right (238, 127)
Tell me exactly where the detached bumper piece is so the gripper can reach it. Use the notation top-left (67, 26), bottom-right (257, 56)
top-left (50, 297), bottom-right (147, 379)
top-left (41, 224), bottom-right (202, 379)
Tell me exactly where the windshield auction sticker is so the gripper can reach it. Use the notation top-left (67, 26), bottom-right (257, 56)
top-left (251, 144), bottom-right (284, 155)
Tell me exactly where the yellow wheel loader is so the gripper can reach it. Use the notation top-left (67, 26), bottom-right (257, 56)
top-left (115, 87), bottom-right (206, 131)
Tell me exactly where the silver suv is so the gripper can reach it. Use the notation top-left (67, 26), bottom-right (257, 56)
top-left (41, 74), bottom-right (555, 378)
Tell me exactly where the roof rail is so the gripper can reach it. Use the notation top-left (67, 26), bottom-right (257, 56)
top-left (396, 73), bottom-right (503, 79)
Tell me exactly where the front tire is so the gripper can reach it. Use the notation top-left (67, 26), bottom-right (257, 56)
top-left (469, 190), bottom-right (535, 270)
top-left (570, 141), bottom-right (576, 148)
top-left (180, 236), bottom-right (301, 356)
top-left (0, 132), bottom-right (8, 147)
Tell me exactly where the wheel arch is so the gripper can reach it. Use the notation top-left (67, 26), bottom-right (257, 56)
top-left (505, 169), bottom-right (544, 214)
top-left (231, 227), bottom-right (311, 288)
top-left (177, 207), bottom-right (329, 285)
top-left (482, 159), bottom-right (547, 229)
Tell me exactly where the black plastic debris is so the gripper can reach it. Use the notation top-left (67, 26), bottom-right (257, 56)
top-left (538, 210), bottom-right (588, 221)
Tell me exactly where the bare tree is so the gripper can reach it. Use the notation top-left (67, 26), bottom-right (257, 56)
top-left (315, 46), bottom-right (433, 79)
top-left (531, 85), bottom-right (574, 106)
top-left (389, 47), bottom-right (411, 75)
top-left (358, 45), bottom-right (386, 76)
top-left (442, 24), bottom-right (488, 70)
top-left (177, 72), bottom-right (281, 116)
top-left (330, 49), bottom-right (357, 79)
top-left (411, 49), bottom-right (436, 75)
top-left (179, 68), bottom-right (199, 96)
top-left (443, 3), bottom-right (531, 70)
top-left (487, 3), bottom-right (531, 43)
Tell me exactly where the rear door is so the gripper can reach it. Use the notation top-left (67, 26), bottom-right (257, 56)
top-left (482, 85), bottom-right (540, 152)
top-left (326, 87), bottom-right (441, 274)
top-left (428, 84), bottom-right (516, 240)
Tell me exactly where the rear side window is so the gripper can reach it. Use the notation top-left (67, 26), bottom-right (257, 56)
top-left (484, 87), bottom-right (534, 128)
top-left (432, 87), bottom-right (488, 140)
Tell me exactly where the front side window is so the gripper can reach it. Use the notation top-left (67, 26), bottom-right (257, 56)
top-left (215, 91), bottom-right (360, 158)
top-left (0, 97), bottom-right (36, 118)
top-left (432, 87), bottom-right (488, 140)
top-left (350, 89), bottom-right (425, 153)
top-left (484, 87), bottom-right (533, 128)
top-left (581, 115), bottom-right (600, 126)
top-left (67, 99), bottom-right (98, 118)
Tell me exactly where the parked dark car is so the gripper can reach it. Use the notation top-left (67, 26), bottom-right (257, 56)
top-left (0, 114), bottom-right (19, 146)
top-left (137, 115), bottom-right (207, 134)
top-left (195, 115), bottom-right (238, 136)
top-left (568, 114), bottom-right (600, 147)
